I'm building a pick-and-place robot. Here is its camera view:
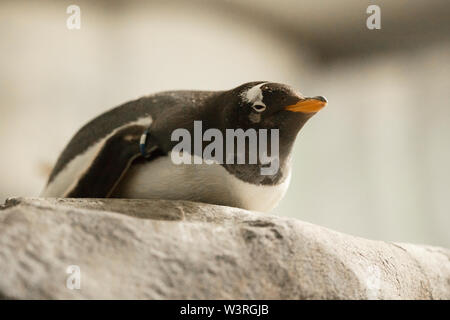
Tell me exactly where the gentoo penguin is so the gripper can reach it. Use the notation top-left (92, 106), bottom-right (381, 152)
top-left (41, 82), bottom-right (326, 212)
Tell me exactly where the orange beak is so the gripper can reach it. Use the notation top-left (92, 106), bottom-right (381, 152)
top-left (284, 96), bottom-right (327, 113)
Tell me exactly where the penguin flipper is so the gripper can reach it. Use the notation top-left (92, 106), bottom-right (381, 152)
top-left (65, 125), bottom-right (156, 198)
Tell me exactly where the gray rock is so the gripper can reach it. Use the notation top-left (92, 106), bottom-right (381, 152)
top-left (0, 197), bottom-right (449, 299)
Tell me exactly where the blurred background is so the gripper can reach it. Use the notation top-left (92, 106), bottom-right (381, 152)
top-left (1, 0), bottom-right (449, 246)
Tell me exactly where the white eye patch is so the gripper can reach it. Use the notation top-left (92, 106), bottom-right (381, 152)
top-left (242, 82), bottom-right (268, 123)
top-left (242, 82), bottom-right (267, 106)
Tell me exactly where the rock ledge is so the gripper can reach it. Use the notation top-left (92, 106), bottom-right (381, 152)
top-left (0, 197), bottom-right (449, 299)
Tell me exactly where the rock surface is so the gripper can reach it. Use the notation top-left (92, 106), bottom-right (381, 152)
top-left (0, 197), bottom-right (449, 299)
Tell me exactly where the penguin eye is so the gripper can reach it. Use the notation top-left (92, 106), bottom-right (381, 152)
top-left (251, 103), bottom-right (266, 113)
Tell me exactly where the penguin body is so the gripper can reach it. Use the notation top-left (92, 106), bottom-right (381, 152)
top-left (41, 82), bottom-right (326, 212)
top-left (113, 153), bottom-right (292, 212)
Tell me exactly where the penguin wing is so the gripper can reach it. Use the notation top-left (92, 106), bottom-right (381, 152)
top-left (65, 124), bottom-right (158, 198)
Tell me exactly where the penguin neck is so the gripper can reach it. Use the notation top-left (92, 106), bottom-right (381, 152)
top-left (278, 112), bottom-right (312, 160)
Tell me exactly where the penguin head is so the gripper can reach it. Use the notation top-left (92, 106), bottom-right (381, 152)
top-left (214, 81), bottom-right (327, 179)
top-left (230, 81), bottom-right (326, 159)
top-left (222, 81), bottom-right (327, 134)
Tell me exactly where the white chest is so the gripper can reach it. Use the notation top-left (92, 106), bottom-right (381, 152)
top-left (114, 154), bottom-right (291, 213)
